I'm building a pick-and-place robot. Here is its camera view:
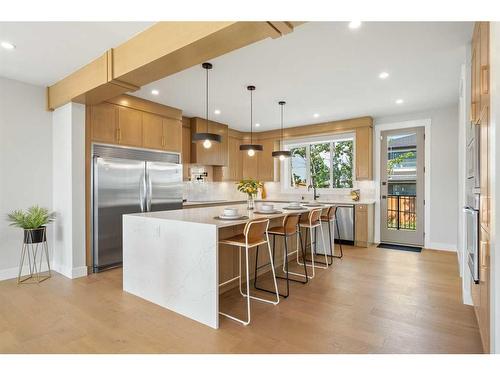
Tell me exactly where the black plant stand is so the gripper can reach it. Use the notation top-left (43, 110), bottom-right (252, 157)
top-left (18, 227), bottom-right (51, 284)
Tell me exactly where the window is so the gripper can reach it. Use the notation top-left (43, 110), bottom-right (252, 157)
top-left (286, 134), bottom-right (354, 190)
top-left (290, 146), bottom-right (307, 188)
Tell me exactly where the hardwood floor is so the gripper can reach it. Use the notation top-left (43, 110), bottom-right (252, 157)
top-left (0, 245), bottom-right (483, 353)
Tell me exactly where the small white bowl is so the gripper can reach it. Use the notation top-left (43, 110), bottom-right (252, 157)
top-left (223, 208), bottom-right (239, 217)
top-left (260, 204), bottom-right (274, 212)
top-left (289, 201), bottom-right (301, 207)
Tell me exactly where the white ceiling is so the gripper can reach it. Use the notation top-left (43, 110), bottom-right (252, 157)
top-left (0, 22), bottom-right (153, 86)
top-left (133, 22), bottom-right (473, 131)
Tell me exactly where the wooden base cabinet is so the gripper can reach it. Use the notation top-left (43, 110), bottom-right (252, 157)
top-left (354, 204), bottom-right (374, 248)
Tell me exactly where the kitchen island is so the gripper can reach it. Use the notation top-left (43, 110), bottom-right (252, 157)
top-left (122, 202), bottom-right (334, 329)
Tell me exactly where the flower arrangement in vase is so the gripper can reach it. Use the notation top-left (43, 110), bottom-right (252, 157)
top-left (236, 179), bottom-right (263, 210)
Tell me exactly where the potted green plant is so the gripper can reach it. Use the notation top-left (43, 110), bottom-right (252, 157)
top-left (236, 179), bottom-right (263, 210)
top-left (7, 206), bottom-right (56, 244)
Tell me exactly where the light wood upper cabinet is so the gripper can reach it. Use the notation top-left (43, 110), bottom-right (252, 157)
top-left (242, 149), bottom-right (258, 179)
top-left (479, 22), bottom-right (489, 115)
top-left (181, 120), bottom-right (191, 180)
top-left (142, 114), bottom-right (182, 152)
top-left (190, 118), bottom-right (228, 166)
top-left (257, 138), bottom-right (277, 182)
top-left (117, 106), bottom-right (143, 147)
top-left (142, 112), bottom-right (164, 150)
top-left (90, 102), bottom-right (118, 143)
top-left (355, 126), bottom-right (373, 180)
top-left (214, 136), bottom-right (243, 181)
top-left (90, 98), bottom-right (183, 154)
top-left (163, 117), bottom-right (182, 153)
top-left (240, 138), bottom-right (276, 182)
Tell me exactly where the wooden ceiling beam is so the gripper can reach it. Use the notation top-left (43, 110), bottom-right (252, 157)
top-left (47, 21), bottom-right (300, 111)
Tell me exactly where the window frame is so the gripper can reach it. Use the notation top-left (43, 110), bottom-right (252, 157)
top-left (282, 132), bottom-right (356, 193)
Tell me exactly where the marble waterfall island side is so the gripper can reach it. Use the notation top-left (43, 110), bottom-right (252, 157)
top-left (123, 212), bottom-right (219, 328)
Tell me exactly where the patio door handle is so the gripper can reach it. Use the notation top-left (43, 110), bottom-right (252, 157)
top-left (382, 195), bottom-right (387, 199)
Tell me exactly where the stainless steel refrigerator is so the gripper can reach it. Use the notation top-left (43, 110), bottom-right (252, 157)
top-left (92, 144), bottom-right (183, 272)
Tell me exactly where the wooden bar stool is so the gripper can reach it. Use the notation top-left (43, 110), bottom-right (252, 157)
top-left (296, 208), bottom-right (328, 278)
top-left (218, 218), bottom-right (280, 326)
top-left (254, 213), bottom-right (308, 298)
top-left (320, 205), bottom-right (343, 260)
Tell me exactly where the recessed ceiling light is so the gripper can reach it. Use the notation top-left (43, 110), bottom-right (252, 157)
top-left (348, 21), bottom-right (362, 29)
top-left (214, 109), bottom-right (221, 115)
top-left (313, 113), bottom-right (320, 118)
top-left (1, 41), bottom-right (15, 50)
top-left (151, 89), bottom-right (159, 95)
top-left (395, 99), bottom-right (404, 104)
top-left (255, 123), bottom-right (260, 127)
top-left (379, 72), bottom-right (389, 79)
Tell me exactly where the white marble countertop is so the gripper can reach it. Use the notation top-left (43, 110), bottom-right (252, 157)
top-left (183, 197), bottom-right (376, 207)
top-left (127, 202), bottom-right (336, 228)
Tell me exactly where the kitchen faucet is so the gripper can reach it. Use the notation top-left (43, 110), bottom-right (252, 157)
top-left (308, 169), bottom-right (320, 201)
top-left (308, 183), bottom-right (320, 201)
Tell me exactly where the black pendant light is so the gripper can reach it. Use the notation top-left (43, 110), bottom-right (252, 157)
top-left (272, 101), bottom-right (291, 160)
top-left (240, 85), bottom-right (263, 156)
top-left (192, 62), bottom-right (222, 148)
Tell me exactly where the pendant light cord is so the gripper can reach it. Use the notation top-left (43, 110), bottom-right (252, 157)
top-left (206, 66), bottom-right (209, 133)
top-left (250, 89), bottom-right (253, 144)
top-left (281, 104), bottom-right (284, 142)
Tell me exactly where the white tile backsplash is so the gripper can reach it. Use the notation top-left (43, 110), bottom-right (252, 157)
top-left (183, 181), bottom-right (247, 201)
top-left (184, 180), bottom-right (377, 202)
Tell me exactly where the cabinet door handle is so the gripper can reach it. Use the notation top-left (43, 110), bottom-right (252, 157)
top-left (481, 65), bottom-right (489, 95)
top-left (116, 128), bottom-right (121, 142)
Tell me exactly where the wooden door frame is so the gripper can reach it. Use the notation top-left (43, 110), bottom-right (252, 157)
top-left (374, 118), bottom-right (431, 248)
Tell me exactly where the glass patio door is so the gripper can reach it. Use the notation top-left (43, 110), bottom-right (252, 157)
top-left (380, 127), bottom-right (425, 246)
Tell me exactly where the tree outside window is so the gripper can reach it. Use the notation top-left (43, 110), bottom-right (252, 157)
top-left (288, 137), bottom-right (353, 189)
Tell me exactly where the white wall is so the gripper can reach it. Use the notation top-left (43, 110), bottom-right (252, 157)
top-left (374, 105), bottom-right (460, 251)
top-left (52, 103), bottom-right (87, 279)
top-left (489, 21), bottom-right (500, 354)
top-left (0, 77), bottom-right (53, 280)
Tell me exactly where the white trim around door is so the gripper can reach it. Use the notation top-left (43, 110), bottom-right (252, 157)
top-left (374, 118), bottom-right (431, 249)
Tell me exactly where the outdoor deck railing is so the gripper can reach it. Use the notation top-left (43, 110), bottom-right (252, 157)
top-left (387, 194), bottom-right (416, 230)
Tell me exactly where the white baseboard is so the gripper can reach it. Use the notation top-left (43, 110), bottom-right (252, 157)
top-left (462, 286), bottom-right (473, 305)
top-left (425, 242), bottom-right (457, 252)
top-left (52, 263), bottom-right (88, 279)
top-left (71, 266), bottom-right (88, 279)
top-left (0, 263), bottom-right (51, 282)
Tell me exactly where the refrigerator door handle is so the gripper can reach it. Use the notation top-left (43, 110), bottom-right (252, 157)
top-left (146, 168), bottom-right (152, 212)
top-left (139, 171), bottom-right (146, 212)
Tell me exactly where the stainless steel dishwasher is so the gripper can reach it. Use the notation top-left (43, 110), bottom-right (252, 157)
top-left (334, 205), bottom-right (355, 245)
